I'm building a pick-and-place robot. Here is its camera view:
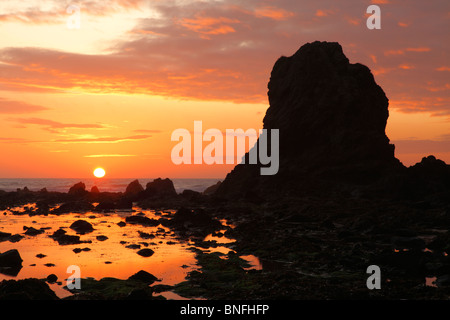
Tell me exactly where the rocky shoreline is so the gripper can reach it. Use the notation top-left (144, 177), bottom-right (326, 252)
top-left (1, 175), bottom-right (450, 300)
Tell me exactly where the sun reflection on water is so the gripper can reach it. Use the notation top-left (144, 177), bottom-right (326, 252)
top-left (0, 204), bottom-right (262, 299)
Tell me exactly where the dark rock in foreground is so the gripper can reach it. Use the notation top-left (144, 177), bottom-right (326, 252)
top-left (203, 181), bottom-right (222, 195)
top-left (49, 228), bottom-right (91, 246)
top-left (68, 182), bottom-right (88, 197)
top-left (125, 179), bottom-right (144, 198)
top-left (145, 178), bottom-right (177, 198)
top-left (70, 220), bottom-right (94, 234)
top-left (46, 274), bottom-right (58, 283)
top-left (63, 277), bottom-right (163, 300)
top-left (23, 226), bottom-right (45, 236)
top-left (0, 232), bottom-right (12, 241)
top-left (96, 235), bottom-right (108, 241)
top-left (0, 249), bottom-right (23, 268)
top-left (0, 278), bottom-right (59, 300)
top-left (54, 201), bottom-right (94, 214)
top-left (128, 270), bottom-right (159, 284)
top-left (125, 215), bottom-right (159, 227)
top-left (95, 198), bottom-right (132, 212)
top-left (137, 248), bottom-right (155, 257)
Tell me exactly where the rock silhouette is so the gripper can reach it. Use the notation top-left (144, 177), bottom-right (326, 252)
top-left (217, 41), bottom-right (447, 200)
top-left (124, 179), bottom-right (144, 198)
top-left (145, 178), bottom-right (177, 198)
top-left (68, 182), bottom-right (88, 197)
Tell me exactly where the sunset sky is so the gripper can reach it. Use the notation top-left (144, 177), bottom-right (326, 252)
top-left (0, 0), bottom-right (449, 178)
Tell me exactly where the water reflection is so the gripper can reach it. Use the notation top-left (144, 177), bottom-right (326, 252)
top-left (0, 204), bottom-right (262, 299)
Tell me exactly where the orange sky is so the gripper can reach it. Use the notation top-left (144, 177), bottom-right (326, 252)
top-left (0, 0), bottom-right (449, 178)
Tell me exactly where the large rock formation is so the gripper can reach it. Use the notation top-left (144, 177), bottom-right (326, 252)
top-left (217, 41), bottom-right (406, 199)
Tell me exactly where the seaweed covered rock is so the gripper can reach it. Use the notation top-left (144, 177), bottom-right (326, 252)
top-left (0, 278), bottom-right (59, 300)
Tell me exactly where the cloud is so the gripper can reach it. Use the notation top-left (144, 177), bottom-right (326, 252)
top-left (315, 9), bottom-right (335, 17)
top-left (0, 0), bottom-right (149, 24)
top-left (0, 97), bottom-right (49, 114)
top-left (8, 117), bottom-right (106, 132)
top-left (84, 154), bottom-right (137, 157)
top-left (253, 6), bottom-right (295, 20)
top-left (133, 129), bottom-right (163, 133)
top-left (52, 134), bottom-right (151, 144)
top-left (0, 137), bottom-right (31, 143)
top-left (385, 47), bottom-right (431, 56)
top-left (0, 8), bottom-right (65, 24)
top-left (179, 16), bottom-right (240, 37)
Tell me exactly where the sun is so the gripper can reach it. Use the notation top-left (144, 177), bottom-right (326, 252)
top-left (93, 167), bottom-right (106, 178)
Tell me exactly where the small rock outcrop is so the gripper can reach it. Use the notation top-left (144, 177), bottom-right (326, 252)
top-left (125, 180), bottom-right (144, 198)
top-left (90, 186), bottom-right (100, 194)
top-left (203, 181), bottom-right (222, 195)
top-left (0, 249), bottom-right (23, 267)
top-left (144, 178), bottom-right (177, 198)
top-left (69, 220), bottom-right (94, 234)
top-left (0, 278), bottom-right (59, 300)
top-left (68, 182), bottom-right (87, 197)
top-left (128, 270), bottom-right (158, 284)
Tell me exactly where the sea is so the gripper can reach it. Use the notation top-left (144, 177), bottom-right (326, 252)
top-left (0, 178), bottom-right (221, 194)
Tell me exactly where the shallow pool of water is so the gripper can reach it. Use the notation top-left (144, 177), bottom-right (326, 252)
top-left (0, 204), bottom-right (261, 299)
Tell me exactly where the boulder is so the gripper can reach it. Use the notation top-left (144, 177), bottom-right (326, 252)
top-left (90, 186), bottom-right (100, 194)
top-left (145, 178), bottom-right (177, 198)
top-left (137, 248), bottom-right (155, 257)
top-left (96, 235), bottom-right (108, 241)
top-left (70, 220), bottom-right (94, 234)
top-left (128, 270), bottom-right (158, 284)
top-left (46, 274), bottom-right (58, 283)
top-left (23, 227), bottom-right (45, 236)
top-left (0, 278), bottom-right (59, 300)
top-left (125, 180), bottom-right (144, 198)
top-left (0, 249), bottom-right (23, 267)
top-left (125, 215), bottom-right (160, 227)
top-left (68, 182), bottom-right (88, 196)
top-left (0, 232), bottom-right (12, 242)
